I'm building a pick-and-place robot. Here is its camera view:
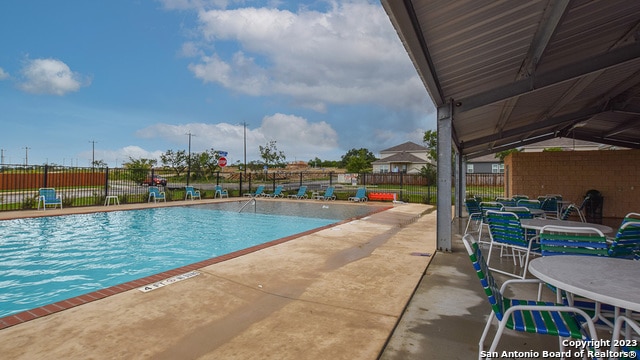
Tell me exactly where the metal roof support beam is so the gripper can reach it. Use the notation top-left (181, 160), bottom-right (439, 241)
top-left (455, 151), bottom-right (465, 219)
top-left (437, 101), bottom-right (453, 252)
top-left (460, 106), bottom-right (603, 151)
top-left (455, 43), bottom-right (640, 113)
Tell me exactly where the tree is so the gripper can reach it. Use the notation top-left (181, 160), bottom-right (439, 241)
top-left (494, 148), bottom-right (521, 161)
top-left (259, 140), bottom-right (286, 167)
top-left (123, 157), bottom-right (157, 184)
top-left (160, 150), bottom-right (187, 177)
top-left (92, 159), bottom-right (107, 168)
top-left (340, 148), bottom-right (376, 172)
top-left (423, 129), bottom-right (437, 161)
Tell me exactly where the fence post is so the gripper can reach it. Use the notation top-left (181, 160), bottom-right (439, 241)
top-left (299, 172), bottom-right (303, 187)
top-left (104, 167), bottom-right (109, 197)
top-left (399, 171), bottom-right (404, 200)
top-left (329, 172), bottom-right (333, 187)
top-left (239, 173), bottom-right (243, 197)
top-left (272, 173), bottom-right (276, 191)
top-left (43, 164), bottom-right (48, 188)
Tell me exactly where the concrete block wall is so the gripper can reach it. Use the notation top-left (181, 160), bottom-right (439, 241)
top-left (504, 149), bottom-right (640, 219)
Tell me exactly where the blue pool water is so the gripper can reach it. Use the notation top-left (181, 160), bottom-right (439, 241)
top-left (0, 201), bottom-right (380, 318)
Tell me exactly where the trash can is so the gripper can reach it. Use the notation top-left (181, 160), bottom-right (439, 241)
top-left (583, 189), bottom-right (603, 224)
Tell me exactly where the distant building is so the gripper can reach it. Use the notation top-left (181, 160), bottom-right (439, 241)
top-left (372, 141), bottom-right (433, 174)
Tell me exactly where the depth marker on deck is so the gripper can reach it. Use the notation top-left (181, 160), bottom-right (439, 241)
top-left (138, 271), bottom-right (201, 293)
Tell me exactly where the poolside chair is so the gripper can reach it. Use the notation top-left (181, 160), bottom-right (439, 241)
top-left (37, 188), bottom-right (63, 210)
top-left (464, 198), bottom-right (483, 235)
top-left (559, 203), bottom-right (586, 222)
top-left (610, 316), bottom-right (640, 357)
top-left (540, 197), bottom-right (559, 219)
top-left (477, 201), bottom-right (504, 246)
top-left (148, 186), bottom-right (166, 203)
top-left (539, 225), bottom-right (616, 327)
top-left (462, 234), bottom-right (600, 359)
top-left (287, 186), bottom-right (308, 200)
top-left (348, 188), bottom-right (368, 202)
top-left (263, 185), bottom-right (284, 198)
top-left (485, 210), bottom-right (540, 279)
top-left (185, 186), bottom-right (201, 200)
top-left (495, 197), bottom-right (516, 207)
top-left (314, 186), bottom-right (336, 201)
top-left (214, 185), bottom-right (229, 198)
top-left (516, 199), bottom-right (541, 210)
top-left (243, 185), bottom-right (265, 198)
top-left (608, 220), bottom-right (640, 259)
top-left (539, 225), bottom-right (608, 257)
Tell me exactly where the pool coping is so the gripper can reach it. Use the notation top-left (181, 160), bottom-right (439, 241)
top-left (0, 198), bottom-right (392, 330)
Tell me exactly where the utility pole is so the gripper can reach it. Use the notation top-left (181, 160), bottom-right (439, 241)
top-left (1, 149), bottom-right (5, 165)
top-left (23, 146), bottom-right (30, 165)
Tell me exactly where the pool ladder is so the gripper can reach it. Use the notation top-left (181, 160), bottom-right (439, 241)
top-left (238, 198), bottom-right (257, 213)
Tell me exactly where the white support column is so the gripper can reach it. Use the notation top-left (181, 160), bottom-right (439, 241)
top-left (436, 101), bottom-right (453, 251)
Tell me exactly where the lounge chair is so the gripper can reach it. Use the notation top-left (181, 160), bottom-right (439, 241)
top-left (462, 233), bottom-right (600, 358)
top-left (185, 186), bottom-right (201, 200)
top-left (214, 185), bottom-right (229, 198)
top-left (348, 188), bottom-right (367, 202)
top-left (148, 186), bottom-right (166, 203)
top-left (314, 186), bottom-right (336, 201)
top-left (37, 188), bottom-right (63, 210)
top-left (264, 185), bottom-right (284, 198)
top-left (288, 186), bottom-right (308, 199)
top-left (244, 185), bottom-right (265, 197)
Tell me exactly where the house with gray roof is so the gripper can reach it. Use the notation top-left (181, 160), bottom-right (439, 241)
top-left (372, 141), bottom-right (433, 174)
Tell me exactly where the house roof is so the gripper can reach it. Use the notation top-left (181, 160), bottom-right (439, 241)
top-left (382, 0), bottom-right (640, 159)
top-left (380, 141), bottom-right (428, 153)
top-left (372, 152), bottom-right (427, 164)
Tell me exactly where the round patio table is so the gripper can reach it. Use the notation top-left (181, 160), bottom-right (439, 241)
top-left (520, 218), bottom-right (613, 234)
top-left (528, 255), bottom-right (640, 312)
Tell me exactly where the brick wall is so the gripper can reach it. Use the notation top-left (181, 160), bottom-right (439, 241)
top-left (504, 150), bottom-right (640, 219)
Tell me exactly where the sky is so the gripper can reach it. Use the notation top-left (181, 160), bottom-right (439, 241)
top-left (0, 0), bottom-right (435, 168)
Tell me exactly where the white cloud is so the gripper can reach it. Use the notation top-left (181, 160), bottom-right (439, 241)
top-left (0, 67), bottom-right (8, 80)
top-left (134, 114), bottom-right (339, 163)
top-left (18, 58), bottom-right (89, 95)
top-left (185, 2), bottom-right (429, 112)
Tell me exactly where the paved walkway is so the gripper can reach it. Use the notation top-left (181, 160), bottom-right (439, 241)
top-left (0, 201), bottom-right (436, 359)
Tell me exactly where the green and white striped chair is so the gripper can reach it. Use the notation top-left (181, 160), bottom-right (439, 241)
top-left (610, 315), bottom-right (640, 358)
top-left (485, 210), bottom-right (539, 279)
top-left (539, 225), bottom-right (609, 257)
top-left (608, 214), bottom-right (640, 259)
top-left (462, 234), bottom-right (601, 359)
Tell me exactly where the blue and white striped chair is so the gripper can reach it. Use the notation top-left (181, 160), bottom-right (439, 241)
top-left (462, 234), bottom-right (601, 359)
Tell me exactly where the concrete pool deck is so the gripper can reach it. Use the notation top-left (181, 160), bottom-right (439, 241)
top-left (0, 199), bottom-right (436, 359)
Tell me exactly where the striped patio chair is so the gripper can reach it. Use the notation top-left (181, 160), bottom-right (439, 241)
top-left (464, 198), bottom-right (482, 234)
top-left (539, 225), bottom-right (609, 257)
top-left (485, 210), bottom-right (539, 279)
top-left (539, 225), bottom-right (616, 329)
top-left (516, 199), bottom-right (542, 210)
top-left (477, 202), bottom-right (504, 246)
top-left (610, 316), bottom-right (640, 357)
top-left (608, 218), bottom-right (640, 259)
top-left (462, 234), bottom-right (600, 359)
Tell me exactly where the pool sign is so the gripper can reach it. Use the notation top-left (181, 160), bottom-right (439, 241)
top-left (139, 271), bottom-right (200, 293)
top-left (218, 157), bottom-right (227, 167)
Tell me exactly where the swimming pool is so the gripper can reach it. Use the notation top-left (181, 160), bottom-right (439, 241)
top-left (0, 201), bottom-right (383, 318)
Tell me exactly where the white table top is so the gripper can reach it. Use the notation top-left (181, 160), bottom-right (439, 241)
top-left (520, 218), bottom-right (613, 234)
top-left (528, 256), bottom-right (640, 312)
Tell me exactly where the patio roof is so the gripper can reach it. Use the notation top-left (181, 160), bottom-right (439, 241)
top-left (381, 0), bottom-right (640, 159)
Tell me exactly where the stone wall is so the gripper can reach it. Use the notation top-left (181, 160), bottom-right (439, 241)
top-left (504, 149), bottom-right (640, 219)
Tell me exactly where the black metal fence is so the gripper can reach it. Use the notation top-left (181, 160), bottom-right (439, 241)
top-left (0, 164), bottom-right (503, 211)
